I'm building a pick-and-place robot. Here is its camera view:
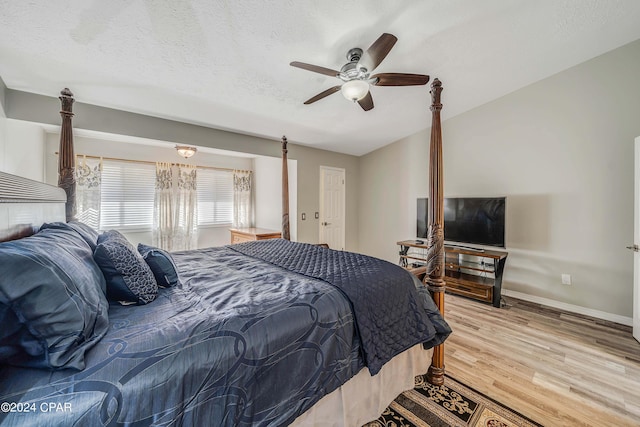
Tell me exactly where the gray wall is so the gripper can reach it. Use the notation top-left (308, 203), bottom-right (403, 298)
top-left (293, 146), bottom-right (358, 249)
top-left (4, 89), bottom-right (360, 250)
top-left (359, 39), bottom-right (640, 318)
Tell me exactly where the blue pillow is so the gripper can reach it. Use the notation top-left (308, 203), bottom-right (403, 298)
top-left (94, 231), bottom-right (158, 305)
top-left (0, 226), bottom-right (109, 370)
top-left (137, 243), bottom-right (180, 287)
top-left (67, 221), bottom-right (100, 250)
top-left (40, 221), bottom-right (100, 252)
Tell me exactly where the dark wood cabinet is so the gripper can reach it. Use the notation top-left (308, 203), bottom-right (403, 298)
top-left (397, 240), bottom-right (508, 308)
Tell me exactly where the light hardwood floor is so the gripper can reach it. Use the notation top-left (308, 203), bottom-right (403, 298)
top-left (443, 294), bottom-right (640, 426)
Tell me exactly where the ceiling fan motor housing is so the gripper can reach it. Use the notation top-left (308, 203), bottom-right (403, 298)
top-left (340, 48), bottom-right (369, 81)
top-left (347, 47), bottom-right (363, 63)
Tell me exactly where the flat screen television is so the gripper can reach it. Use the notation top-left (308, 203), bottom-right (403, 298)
top-left (417, 197), bottom-right (506, 248)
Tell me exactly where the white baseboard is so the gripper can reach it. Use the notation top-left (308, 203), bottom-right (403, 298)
top-left (502, 289), bottom-right (633, 326)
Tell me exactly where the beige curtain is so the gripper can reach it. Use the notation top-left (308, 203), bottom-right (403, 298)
top-left (233, 170), bottom-right (253, 228)
top-left (153, 163), bottom-right (198, 251)
top-left (153, 162), bottom-right (175, 250)
top-left (174, 165), bottom-right (198, 251)
top-left (75, 155), bottom-right (102, 229)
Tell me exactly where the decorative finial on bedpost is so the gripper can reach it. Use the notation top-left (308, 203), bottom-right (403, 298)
top-left (59, 88), bottom-right (75, 116)
top-left (58, 88), bottom-right (77, 222)
top-left (430, 78), bottom-right (443, 112)
top-left (426, 78), bottom-right (446, 386)
top-left (281, 135), bottom-right (291, 241)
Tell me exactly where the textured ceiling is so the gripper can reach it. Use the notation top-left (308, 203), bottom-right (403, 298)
top-left (1, 0), bottom-right (640, 156)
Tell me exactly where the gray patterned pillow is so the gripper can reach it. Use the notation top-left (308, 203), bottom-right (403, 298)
top-left (94, 231), bottom-right (158, 305)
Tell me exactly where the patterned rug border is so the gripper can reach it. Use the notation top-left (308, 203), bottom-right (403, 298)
top-left (366, 373), bottom-right (545, 427)
top-left (443, 374), bottom-right (544, 427)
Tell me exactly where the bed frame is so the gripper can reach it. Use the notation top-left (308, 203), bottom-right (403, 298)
top-left (5, 80), bottom-right (446, 385)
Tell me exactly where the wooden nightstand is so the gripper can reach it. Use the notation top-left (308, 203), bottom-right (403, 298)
top-left (229, 227), bottom-right (282, 244)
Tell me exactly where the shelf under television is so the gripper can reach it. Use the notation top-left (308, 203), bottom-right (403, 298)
top-left (445, 260), bottom-right (495, 275)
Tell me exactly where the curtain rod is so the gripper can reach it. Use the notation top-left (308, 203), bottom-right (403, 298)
top-left (55, 152), bottom-right (252, 174)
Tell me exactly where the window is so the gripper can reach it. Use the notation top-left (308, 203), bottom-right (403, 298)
top-left (99, 160), bottom-right (156, 230)
top-left (197, 169), bottom-right (233, 226)
top-left (92, 160), bottom-right (234, 231)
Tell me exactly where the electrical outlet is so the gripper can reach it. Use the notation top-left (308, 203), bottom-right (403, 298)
top-left (561, 274), bottom-right (572, 285)
top-left (301, 213), bottom-right (306, 220)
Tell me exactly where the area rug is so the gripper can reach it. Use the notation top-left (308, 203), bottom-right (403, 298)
top-left (365, 374), bottom-right (543, 427)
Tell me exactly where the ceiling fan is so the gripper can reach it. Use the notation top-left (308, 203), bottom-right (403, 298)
top-left (290, 33), bottom-right (430, 111)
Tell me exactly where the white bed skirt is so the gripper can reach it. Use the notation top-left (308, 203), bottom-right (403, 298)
top-left (291, 344), bottom-right (432, 426)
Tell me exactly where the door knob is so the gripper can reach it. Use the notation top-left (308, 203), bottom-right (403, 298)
top-left (626, 244), bottom-right (639, 252)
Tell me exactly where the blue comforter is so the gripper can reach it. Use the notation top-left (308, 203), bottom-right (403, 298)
top-left (0, 241), bottom-right (450, 426)
top-left (230, 239), bottom-right (449, 374)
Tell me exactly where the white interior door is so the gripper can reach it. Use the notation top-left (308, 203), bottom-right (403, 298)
top-left (634, 136), bottom-right (640, 343)
top-left (319, 166), bottom-right (345, 250)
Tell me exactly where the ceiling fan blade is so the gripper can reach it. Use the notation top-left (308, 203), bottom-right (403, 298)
top-left (358, 33), bottom-right (398, 73)
top-left (303, 86), bottom-right (342, 104)
top-left (357, 91), bottom-right (374, 111)
top-left (372, 73), bottom-right (430, 86)
top-left (290, 61), bottom-right (340, 77)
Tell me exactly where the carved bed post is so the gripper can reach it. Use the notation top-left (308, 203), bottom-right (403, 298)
top-left (281, 135), bottom-right (291, 240)
top-left (425, 79), bottom-right (445, 386)
top-left (58, 88), bottom-right (76, 222)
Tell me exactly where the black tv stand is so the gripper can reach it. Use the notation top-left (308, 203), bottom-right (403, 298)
top-left (397, 240), bottom-right (508, 308)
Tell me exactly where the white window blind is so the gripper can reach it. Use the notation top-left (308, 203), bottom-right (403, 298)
top-left (100, 160), bottom-right (156, 230)
top-left (197, 169), bottom-right (233, 226)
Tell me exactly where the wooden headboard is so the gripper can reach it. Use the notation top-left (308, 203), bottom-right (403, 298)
top-left (0, 171), bottom-right (66, 242)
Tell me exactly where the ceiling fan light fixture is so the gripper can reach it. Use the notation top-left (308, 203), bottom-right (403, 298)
top-left (341, 80), bottom-right (369, 102)
top-left (176, 145), bottom-right (197, 159)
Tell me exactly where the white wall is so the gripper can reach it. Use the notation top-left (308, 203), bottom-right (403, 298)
top-left (359, 39), bottom-right (640, 319)
top-left (1, 119), bottom-right (45, 181)
top-left (253, 156), bottom-right (298, 241)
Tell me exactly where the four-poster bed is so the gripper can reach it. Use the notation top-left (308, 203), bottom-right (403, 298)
top-left (0, 81), bottom-right (449, 426)
top-left (279, 78), bottom-right (447, 386)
